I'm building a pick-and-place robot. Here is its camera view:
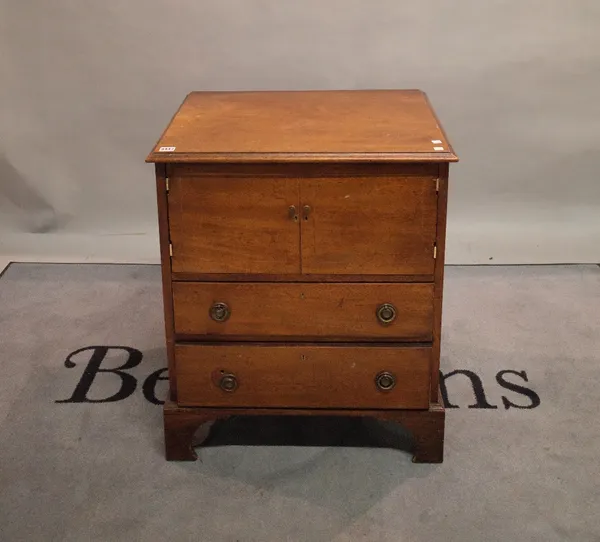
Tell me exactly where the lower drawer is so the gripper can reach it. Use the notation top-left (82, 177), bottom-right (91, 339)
top-left (175, 343), bottom-right (431, 409)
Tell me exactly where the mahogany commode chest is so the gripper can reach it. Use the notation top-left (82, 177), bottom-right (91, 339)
top-left (146, 89), bottom-right (458, 463)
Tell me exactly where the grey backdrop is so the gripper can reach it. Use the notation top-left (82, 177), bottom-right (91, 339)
top-left (1, 1), bottom-right (598, 264)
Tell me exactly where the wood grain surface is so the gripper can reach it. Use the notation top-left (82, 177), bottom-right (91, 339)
top-left (301, 176), bottom-right (438, 275)
top-left (166, 162), bottom-right (439, 179)
top-left (168, 176), bottom-right (300, 274)
top-left (175, 343), bottom-right (431, 409)
top-left (170, 272), bottom-right (434, 283)
top-left (146, 90), bottom-right (458, 163)
top-left (172, 282), bottom-right (434, 341)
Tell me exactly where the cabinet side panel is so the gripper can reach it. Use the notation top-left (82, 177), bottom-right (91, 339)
top-left (155, 163), bottom-right (177, 401)
top-left (431, 163), bottom-right (449, 402)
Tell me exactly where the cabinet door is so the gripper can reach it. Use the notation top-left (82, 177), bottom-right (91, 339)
top-left (168, 176), bottom-right (300, 274)
top-left (301, 177), bottom-right (438, 275)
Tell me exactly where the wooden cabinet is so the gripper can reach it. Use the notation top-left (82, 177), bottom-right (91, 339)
top-left (147, 90), bottom-right (458, 463)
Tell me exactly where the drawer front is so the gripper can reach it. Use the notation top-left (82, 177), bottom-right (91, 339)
top-left (172, 282), bottom-right (434, 341)
top-left (175, 344), bottom-right (431, 409)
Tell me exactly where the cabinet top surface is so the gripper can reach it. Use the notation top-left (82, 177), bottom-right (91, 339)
top-left (146, 89), bottom-right (457, 164)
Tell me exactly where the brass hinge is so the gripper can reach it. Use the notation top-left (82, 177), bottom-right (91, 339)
top-left (165, 177), bottom-right (169, 193)
top-left (169, 243), bottom-right (173, 257)
top-left (433, 244), bottom-right (437, 259)
top-left (435, 178), bottom-right (440, 192)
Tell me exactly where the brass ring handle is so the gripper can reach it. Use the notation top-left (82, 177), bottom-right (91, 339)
top-left (302, 205), bottom-right (311, 220)
top-left (219, 373), bottom-right (238, 392)
top-left (376, 303), bottom-right (397, 325)
top-left (375, 371), bottom-right (396, 392)
top-left (210, 302), bottom-right (231, 322)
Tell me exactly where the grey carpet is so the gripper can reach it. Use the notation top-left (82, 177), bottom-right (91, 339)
top-left (0, 263), bottom-right (599, 542)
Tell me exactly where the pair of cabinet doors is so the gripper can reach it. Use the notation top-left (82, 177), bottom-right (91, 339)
top-left (167, 172), bottom-right (439, 276)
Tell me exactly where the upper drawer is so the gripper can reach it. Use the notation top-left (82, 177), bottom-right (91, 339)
top-left (173, 282), bottom-right (434, 341)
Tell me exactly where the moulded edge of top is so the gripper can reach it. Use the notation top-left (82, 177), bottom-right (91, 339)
top-left (146, 150), bottom-right (459, 164)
